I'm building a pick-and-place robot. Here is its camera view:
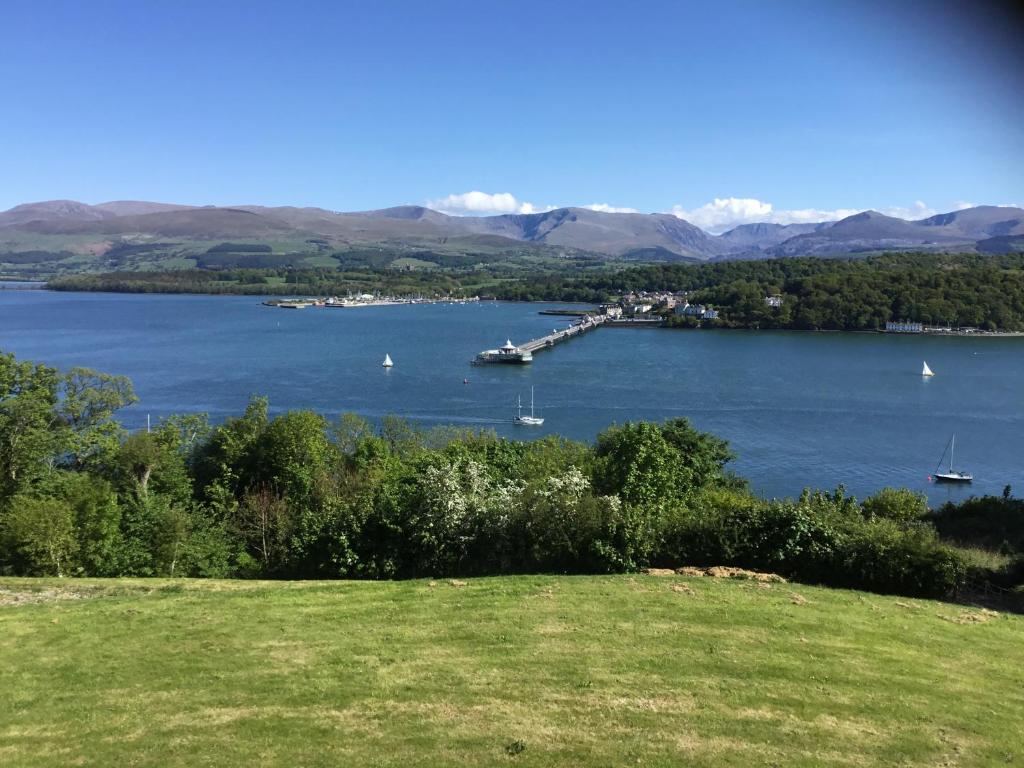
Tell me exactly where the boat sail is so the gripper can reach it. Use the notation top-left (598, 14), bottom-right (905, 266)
top-left (921, 361), bottom-right (934, 377)
top-left (514, 386), bottom-right (544, 426)
top-left (382, 354), bottom-right (394, 368)
top-left (932, 434), bottom-right (972, 483)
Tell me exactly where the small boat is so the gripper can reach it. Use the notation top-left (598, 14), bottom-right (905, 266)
top-left (514, 386), bottom-right (544, 426)
top-left (382, 354), bottom-right (393, 368)
top-left (932, 434), bottom-right (972, 483)
top-left (922, 361), bottom-right (935, 377)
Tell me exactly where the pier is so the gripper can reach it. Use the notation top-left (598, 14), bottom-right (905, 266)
top-left (519, 315), bottom-right (607, 354)
top-left (474, 315), bottom-right (608, 364)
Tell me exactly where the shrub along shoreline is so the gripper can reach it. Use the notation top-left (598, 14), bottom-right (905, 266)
top-left (1, 348), bottom-right (1020, 603)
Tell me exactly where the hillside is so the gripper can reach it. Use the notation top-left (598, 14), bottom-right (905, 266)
top-left (2, 199), bottom-right (1023, 278)
top-left (1, 575), bottom-right (1021, 767)
top-left (717, 221), bottom-right (830, 250)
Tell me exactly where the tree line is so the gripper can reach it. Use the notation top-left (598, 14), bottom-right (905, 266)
top-left (4, 348), bottom-right (1019, 601)
top-left (47, 252), bottom-right (1024, 332)
top-left (501, 252), bottom-right (1024, 331)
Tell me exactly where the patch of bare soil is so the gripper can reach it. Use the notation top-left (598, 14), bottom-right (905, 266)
top-left (0, 586), bottom-right (91, 607)
top-left (673, 566), bottom-right (787, 583)
top-left (894, 600), bottom-right (922, 611)
top-left (939, 608), bottom-right (1000, 625)
top-left (670, 583), bottom-right (695, 595)
top-left (675, 566), bottom-right (708, 578)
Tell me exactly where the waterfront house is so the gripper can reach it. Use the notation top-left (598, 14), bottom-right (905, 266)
top-left (885, 320), bottom-right (923, 333)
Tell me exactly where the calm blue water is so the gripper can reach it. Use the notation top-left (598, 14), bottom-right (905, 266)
top-left (1, 288), bottom-right (1022, 505)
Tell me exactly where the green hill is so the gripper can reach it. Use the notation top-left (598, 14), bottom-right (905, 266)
top-left (1, 575), bottom-right (1021, 767)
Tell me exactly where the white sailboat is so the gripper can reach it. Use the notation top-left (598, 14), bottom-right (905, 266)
top-left (932, 433), bottom-right (972, 483)
top-left (382, 353), bottom-right (394, 368)
top-left (514, 386), bottom-right (544, 426)
top-left (921, 361), bottom-right (934, 377)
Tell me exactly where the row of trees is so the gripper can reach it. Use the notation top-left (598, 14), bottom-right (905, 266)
top-left (38, 251), bottom-right (1024, 332)
top-left (1, 349), bottom-right (998, 599)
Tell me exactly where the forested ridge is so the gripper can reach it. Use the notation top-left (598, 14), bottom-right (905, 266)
top-left (3, 349), bottom-right (1022, 603)
top-left (502, 252), bottom-right (1024, 331)
top-left (45, 252), bottom-right (1024, 332)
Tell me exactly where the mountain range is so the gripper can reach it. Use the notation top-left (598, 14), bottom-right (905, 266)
top-left (2, 199), bottom-right (1023, 269)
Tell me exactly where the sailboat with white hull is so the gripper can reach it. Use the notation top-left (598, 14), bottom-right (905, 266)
top-left (382, 354), bottom-right (393, 368)
top-left (932, 434), bottom-right (972, 483)
top-left (514, 386), bottom-right (544, 426)
top-left (922, 361), bottom-right (935, 377)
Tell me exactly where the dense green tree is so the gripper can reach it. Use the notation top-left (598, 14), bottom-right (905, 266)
top-left (0, 352), bottom-right (61, 498)
top-left (192, 396), bottom-right (268, 498)
top-left (64, 474), bottom-right (123, 576)
top-left (57, 367), bottom-right (136, 470)
top-left (1, 496), bottom-right (77, 576)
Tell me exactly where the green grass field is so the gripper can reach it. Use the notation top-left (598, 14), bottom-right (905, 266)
top-left (1, 575), bottom-right (1022, 767)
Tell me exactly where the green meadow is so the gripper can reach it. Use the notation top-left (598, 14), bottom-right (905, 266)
top-left (2, 574), bottom-right (1021, 767)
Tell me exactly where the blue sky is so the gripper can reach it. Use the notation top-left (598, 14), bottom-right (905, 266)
top-left (2, 0), bottom-right (1022, 231)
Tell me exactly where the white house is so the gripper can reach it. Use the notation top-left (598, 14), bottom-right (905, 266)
top-left (885, 320), bottom-right (923, 333)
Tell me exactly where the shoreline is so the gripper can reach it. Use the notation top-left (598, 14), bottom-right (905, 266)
top-left (16, 285), bottom-right (1024, 336)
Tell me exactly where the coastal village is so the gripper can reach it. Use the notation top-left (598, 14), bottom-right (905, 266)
top-left (264, 288), bottom-right (1012, 338)
top-left (265, 294), bottom-right (482, 309)
top-left (612, 290), bottom-right (720, 320)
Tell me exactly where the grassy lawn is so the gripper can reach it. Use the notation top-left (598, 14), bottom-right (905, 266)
top-left (299, 254), bottom-right (342, 268)
top-left (1, 575), bottom-right (1022, 767)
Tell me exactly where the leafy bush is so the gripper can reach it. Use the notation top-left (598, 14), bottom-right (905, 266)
top-left (655, 487), bottom-right (966, 598)
top-left (861, 487), bottom-right (928, 524)
top-left (930, 494), bottom-right (1024, 553)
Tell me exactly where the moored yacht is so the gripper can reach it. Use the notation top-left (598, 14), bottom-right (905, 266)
top-left (514, 386), bottom-right (544, 425)
top-left (932, 434), bottom-right (972, 483)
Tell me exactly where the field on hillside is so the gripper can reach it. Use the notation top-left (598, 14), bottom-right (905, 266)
top-left (1, 575), bottom-right (1022, 767)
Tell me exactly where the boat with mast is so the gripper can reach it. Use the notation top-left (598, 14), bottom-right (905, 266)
top-left (922, 361), bottom-right (935, 377)
top-left (932, 434), bottom-right (972, 483)
top-left (382, 353), bottom-right (393, 368)
top-left (514, 386), bottom-right (544, 426)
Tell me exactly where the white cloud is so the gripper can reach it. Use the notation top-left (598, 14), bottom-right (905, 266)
top-left (877, 201), bottom-right (936, 220)
top-left (428, 192), bottom-right (989, 228)
top-left (670, 197), bottom-right (945, 233)
top-left (582, 203), bottom-right (639, 214)
top-left (426, 190), bottom-right (552, 216)
top-left (669, 197), bottom-right (776, 233)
